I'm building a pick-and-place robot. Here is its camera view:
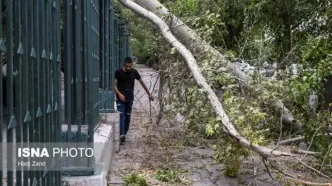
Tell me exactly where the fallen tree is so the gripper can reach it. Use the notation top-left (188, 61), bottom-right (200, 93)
top-left (119, 0), bottom-right (332, 184)
top-left (119, 1), bottom-right (332, 184)
top-left (118, 0), bottom-right (292, 158)
top-left (133, 0), bottom-right (302, 131)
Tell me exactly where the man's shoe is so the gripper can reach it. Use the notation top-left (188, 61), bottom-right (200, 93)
top-left (120, 135), bottom-right (126, 144)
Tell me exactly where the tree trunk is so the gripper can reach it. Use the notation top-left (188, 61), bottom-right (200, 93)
top-left (156, 71), bottom-right (165, 126)
top-left (320, 75), bottom-right (332, 112)
top-left (119, 0), bottom-right (292, 158)
top-left (278, 0), bottom-right (294, 66)
top-left (134, 0), bottom-right (302, 132)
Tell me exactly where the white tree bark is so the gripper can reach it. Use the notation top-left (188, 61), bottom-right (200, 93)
top-left (134, 0), bottom-right (302, 131)
top-left (119, 0), bottom-right (292, 158)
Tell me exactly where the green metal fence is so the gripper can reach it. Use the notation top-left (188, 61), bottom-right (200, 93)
top-left (0, 0), bottom-right (131, 185)
top-left (62, 0), bottom-right (104, 176)
top-left (99, 0), bottom-right (117, 113)
top-left (0, 0), bottom-right (62, 185)
top-left (99, 5), bottom-right (132, 113)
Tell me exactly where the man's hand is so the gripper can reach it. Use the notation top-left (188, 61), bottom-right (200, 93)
top-left (119, 93), bottom-right (126, 102)
top-left (148, 93), bottom-right (154, 101)
top-left (139, 79), bottom-right (154, 101)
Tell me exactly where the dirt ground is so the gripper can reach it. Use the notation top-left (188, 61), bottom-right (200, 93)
top-left (107, 111), bottom-right (285, 186)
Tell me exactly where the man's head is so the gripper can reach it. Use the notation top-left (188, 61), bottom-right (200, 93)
top-left (123, 57), bottom-right (133, 72)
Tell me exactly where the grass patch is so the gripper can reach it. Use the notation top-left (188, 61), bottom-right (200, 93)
top-left (155, 168), bottom-right (181, 183)
top-left (123, 173), bottom-right (148, 186)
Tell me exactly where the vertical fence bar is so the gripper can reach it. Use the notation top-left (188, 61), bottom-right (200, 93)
top-left (115, 18), bottom-right (118, 70)
top-left (64, 0), bottom-right (74, 176)
top-left (105, 0), bottom-right (110, 109)
top-left (95, 0), bottom-right (99, 135)
top-left (83, 0), bottom-right (88, 130)
top-left (119, 20), bottom-right (123, 69)
top-left (89, 0), bottom-right (93, 136)
top-left (93, 0), bottom-right (97, 129)
top-left (117, 18), bottom-right (119, 69)
top-left (87, 0), bottom-right (94, 171)
top-left (96, 2), bottom-right (100, 126)
top-left (64, 0), bottom-right (72, 146)
top-left (6, 0), bottom-right (14, 184)
top-left (116, 18), bottom-right (119, 70)
top-left (75, 0), bottom-right (82, 144)
top-left (96, 0), bottom-right (99, 124)
top-left (109, 1), bottom-right (112, 107)
top-left (110, 0), bottom-right (115, 108)
top-left (123, 23), bottom-right (127, 58)
top-left (100, 0), bottom-right (104, 110)
top-left (40, 0), bottom-right (46, 147)
top-left (48, 0), bottom-right (55, 184)
top-left (22, 0), bottom-right (30, 184)
top-left (49, 1), bottom-right (55, 184)
top-left (94, 0), bottom-right (98, 132)
top-left (119, 19), bottom-right (121, 68)
top-left (109, 0), bottom-right (113, 90)
top-left (14, 0), bottom-right (23, 184)
top-left (89, 0), bottom-right (93, 132)
top-left (40, 0), bottom-right (47, 184)
top-left (114, 17), bottom-right (116, 71)
top-left (47, 1), bottom-right (54, 182)
top-left (105, 0), bottom-right (109, 93)
top-left (0, 0), bottom-right (3, 184)
top-left (71, 0), bottom-right (76, 147)
top-left (44, 0), bottom-right (51, 184)
top-left (39, 0), bottom-right (47, 184)
top-left (114, 18), bottom-right (118, 70)
top-left (71, 0), bottom-right (76, 137)
top-left (100, 0), bottom-right (104, 90)
top-left (55, 0), bottom-right (62, 184)
top-left (29, 0), bottom-right (37, 184)
top-left (119, 19), bottom-right (123, 69)
top-left (117, 18), bottom-right (119, 70)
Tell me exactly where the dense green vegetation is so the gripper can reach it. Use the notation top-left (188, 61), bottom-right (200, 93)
top-left (122, 0), bottom-right (332, 183)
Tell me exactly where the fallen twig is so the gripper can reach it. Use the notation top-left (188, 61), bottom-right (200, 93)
top-left (291, 148), bottom-right (322, 156)
top-left (269, 160), bottom-right (332, 186)
top-left (294, 157), bottom-right (332, 181)
top-left (286, 177), bottom-right (332, 186)
top-left (263, 158), bottom-right (278, 182)
top-left (278, 136), bottom-right (305, 145)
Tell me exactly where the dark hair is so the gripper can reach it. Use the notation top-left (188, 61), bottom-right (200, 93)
top-left (124, 57), bottom-right (133, 64)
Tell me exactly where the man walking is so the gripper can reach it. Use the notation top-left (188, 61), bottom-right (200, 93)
top-left (114, 57), bottom-right (153, 144)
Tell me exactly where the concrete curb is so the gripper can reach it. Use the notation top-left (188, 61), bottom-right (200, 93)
top-left (62, 112), bottom-right (119, 186)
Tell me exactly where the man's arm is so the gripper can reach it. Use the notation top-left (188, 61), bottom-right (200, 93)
top-left (114, 79), bottom-right (125, 102)
top-left (138, 79), bottom-right (154, 101)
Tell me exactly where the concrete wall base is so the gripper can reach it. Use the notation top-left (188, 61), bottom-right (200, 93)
top-left (62, 111), bottom-right (120, 186)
